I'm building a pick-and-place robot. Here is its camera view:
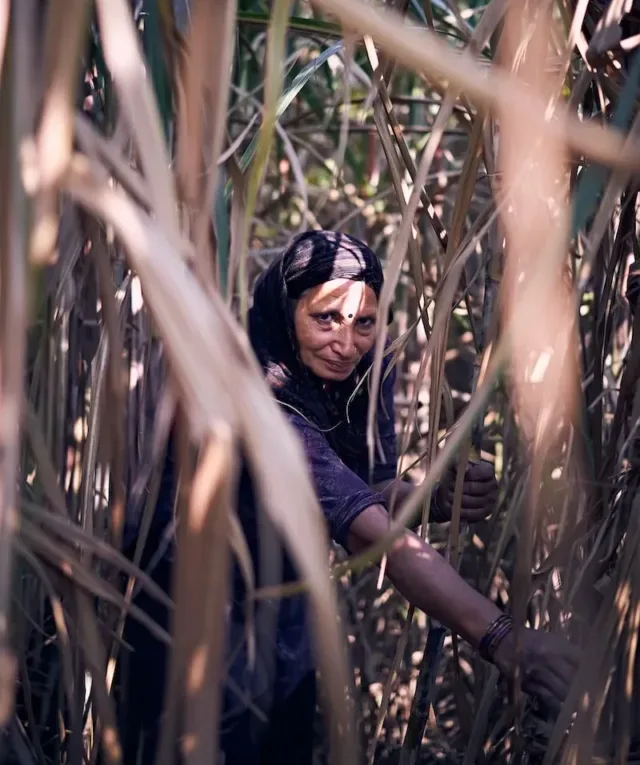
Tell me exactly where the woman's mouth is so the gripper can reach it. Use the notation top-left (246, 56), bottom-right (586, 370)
top-left (324, 358), bottom-right (355, 373)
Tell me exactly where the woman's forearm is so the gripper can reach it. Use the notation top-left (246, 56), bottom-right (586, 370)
top-left (385, 535), bottom-right (500, 647)
top-left (348, 504), bottom-right (500, 648)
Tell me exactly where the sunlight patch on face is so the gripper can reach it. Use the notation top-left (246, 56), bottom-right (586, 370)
top-left (305, 278), bottom-right (375, 321)
top-left (294, 278), bottom-right (379, 381)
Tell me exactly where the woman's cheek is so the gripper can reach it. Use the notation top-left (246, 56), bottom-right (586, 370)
top-left (298, 319), bottom-right (331, 354)
top-left (357, 332), bottom-right (376, 355)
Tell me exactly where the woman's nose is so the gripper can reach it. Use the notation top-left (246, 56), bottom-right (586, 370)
top-left (332, 325), bottom-right (357, 359)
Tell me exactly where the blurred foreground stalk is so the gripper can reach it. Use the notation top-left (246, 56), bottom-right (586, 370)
top-left (3, 0), bottom-right (640, 763)
top-left (0, 0), bottom-right (30, 728)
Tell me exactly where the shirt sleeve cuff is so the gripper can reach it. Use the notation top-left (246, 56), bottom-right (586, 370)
top-left (332, 489), bottom-right (388, 548)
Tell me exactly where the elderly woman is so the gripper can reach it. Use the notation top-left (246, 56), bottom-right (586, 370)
top-left (121, 231), bottom-right (577, 765)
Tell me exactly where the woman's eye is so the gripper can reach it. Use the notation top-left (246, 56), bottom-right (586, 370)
top-left (356, 317), bottom-right (376, 331)
top-left (314, 312), bottom-right (334, 326)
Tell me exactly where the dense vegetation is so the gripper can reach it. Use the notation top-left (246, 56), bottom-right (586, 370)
top-left (2, 0), bottom-right (640, 762)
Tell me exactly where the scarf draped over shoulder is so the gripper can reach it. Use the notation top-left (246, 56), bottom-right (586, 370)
top-left (248, 230), bottom-right (389, 459)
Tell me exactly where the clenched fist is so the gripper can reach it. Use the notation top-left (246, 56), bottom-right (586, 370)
top-left (433, 460), bottom-right (498, 523)
top-left (493, 627), bottom-right (579, 713)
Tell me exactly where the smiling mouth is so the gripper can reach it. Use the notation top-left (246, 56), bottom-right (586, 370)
top-left (324, 359), bottom-right (355, 372)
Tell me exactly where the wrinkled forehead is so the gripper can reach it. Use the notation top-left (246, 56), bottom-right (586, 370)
top-left (299, 278), bottom-right (378, 315)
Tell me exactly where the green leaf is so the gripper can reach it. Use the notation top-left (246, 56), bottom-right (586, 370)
top-left (140, 0), bottom-right (173, 146)
top-left (213, 169), bottom-right (231, 298)
top-left (237, 0), bottom-right (295, 322)
top-left (408, 0), bottom-right (428, 25)
top-left (238, 42), bottom-right (343, 171)
top-left (276, 42), bottom-right (343, 119)
top-left (237, 11), bottom-right (342, 38)
top-left (225, 41), bottom-right (344, 199)
top-left (572, 52), bottom-right (640, 236)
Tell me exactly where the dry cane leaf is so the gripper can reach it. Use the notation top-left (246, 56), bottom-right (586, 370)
top-left (30, 0), bottom-right (90, 265)
top-left (64, 158), bottom-right (358, 765)
top-left (311, 0), bottom-right (640, 171)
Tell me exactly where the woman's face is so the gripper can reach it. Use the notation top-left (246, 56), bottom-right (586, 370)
top-left (293, 278), bottom-right (378, 381)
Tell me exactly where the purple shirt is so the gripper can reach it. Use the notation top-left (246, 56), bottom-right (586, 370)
top-left (139, 362), bottom-right (398, 716)
top-left (228, 363), bottom-right (398, 706)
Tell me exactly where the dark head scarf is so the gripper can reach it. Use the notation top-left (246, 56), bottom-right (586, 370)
top-left (248, 230), bottom-right (386, 457)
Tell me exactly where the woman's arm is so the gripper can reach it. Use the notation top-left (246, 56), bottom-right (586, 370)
top-left (347, 503), bottom-right (499, 646)
top-left (372, 478), bottom-right (413, 507)
top-left (372, 479), bottom-right (416, 522)
top-left (347, 502), bottom-right (579, 709)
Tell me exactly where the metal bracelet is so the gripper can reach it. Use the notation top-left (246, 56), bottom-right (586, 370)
top-left (479, 614), bottom-right (513, 663)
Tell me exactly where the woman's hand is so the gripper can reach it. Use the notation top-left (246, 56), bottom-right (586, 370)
top-left (492, 628), bottom-right (579, 712)
top-left (627, 261), bottom-right (640, 315)
top-left (434, 460), bottom-right (498, 523)
top-left (348, 503), bottom-right (579, 713)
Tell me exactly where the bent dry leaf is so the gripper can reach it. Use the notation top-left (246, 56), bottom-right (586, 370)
top-left (176, 0), bottom-right (237, 289)
top-left (30, 0), bottom-right (90, 265)
top-left (496, 0), bottom-right (579, 667)
top-left (0, 3), bottom-right (29, 726)
top-left (158, 428), bottom-right (236, 765)
top-left (63, 153), bottom-right (358, 765)
top-left (94, 0), bottom-right (182, 252)
top-left (11, 0), bottom-right (640, 761)
top-left (237, 0), bottom-right (294, 323)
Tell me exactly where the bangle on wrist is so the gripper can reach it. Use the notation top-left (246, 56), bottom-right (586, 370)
top-left (479, 614), bottom-right (513, 663)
